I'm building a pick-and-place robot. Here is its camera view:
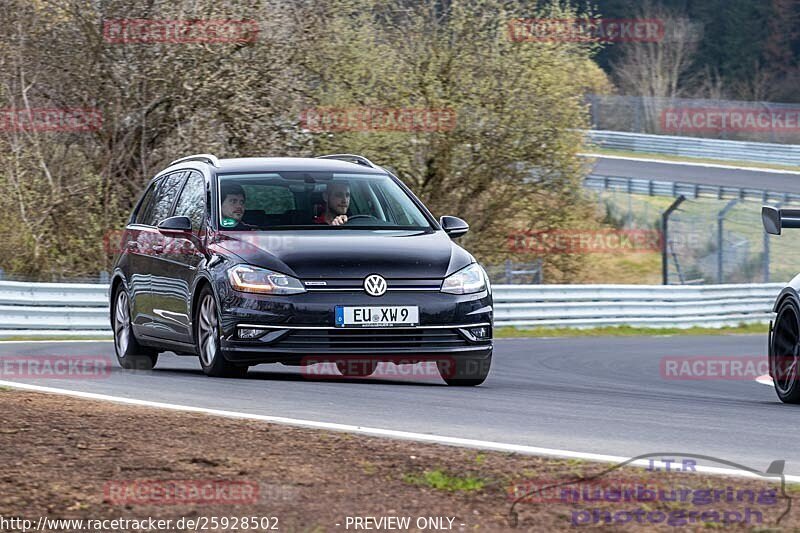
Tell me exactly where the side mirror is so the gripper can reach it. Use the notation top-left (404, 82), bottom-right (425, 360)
top-left (158, 216), bottom-right (192, 234)
top-left (440, 216), bottom-right (469, 239)
top-left (766, 460), bottom-right (785, 476)
top-left (762, 206), bottom-right (800, 235)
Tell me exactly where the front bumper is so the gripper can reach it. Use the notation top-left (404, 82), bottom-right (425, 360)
top-left (217, 288), bottom-right (493, 364)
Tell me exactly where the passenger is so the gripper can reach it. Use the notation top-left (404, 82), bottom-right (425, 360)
top-left (219, 183), bottom-right (253, 230)
top-left (313, 182), bottom-right (350, 226)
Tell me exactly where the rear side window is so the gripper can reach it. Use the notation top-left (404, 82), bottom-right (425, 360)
top-left (137, 172), bottom-right (186, 226)
top-left (133, 183), bottom-right (157, 225)
top-left (174, 171), bottom-right (206, 230)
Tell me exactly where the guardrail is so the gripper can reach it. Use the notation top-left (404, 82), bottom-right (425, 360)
top-left (0, 281), bottom-right (111, 338)
top-left (0, 281), bottom-right (783, 337)
top-left (584, 175), bottom-right (800, 204)
top-left (587, 130), bottom-right (800, 167)
top-left (493, 283), bottom-right (782, 328)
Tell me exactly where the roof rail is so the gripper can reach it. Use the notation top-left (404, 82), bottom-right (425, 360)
top-left (316, 154), bottom-right (378, 169)
top-left (169, 154), bottom-right (220, 168)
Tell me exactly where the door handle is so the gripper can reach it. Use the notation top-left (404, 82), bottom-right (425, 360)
top-left (152, 244), bottom-right (164, 253)
top-left (126, 241), bottom-right (139, 250)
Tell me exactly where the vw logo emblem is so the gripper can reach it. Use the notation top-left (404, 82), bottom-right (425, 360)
top-left (364, 274), bottom-right (387, 297)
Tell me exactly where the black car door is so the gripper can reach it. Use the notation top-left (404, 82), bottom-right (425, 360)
top-left (134, 171), bottom-right (187, 340)
top-left (160, 170), bottom-right (208, 344)
top-left (126, 179), bottom-right (159, 338)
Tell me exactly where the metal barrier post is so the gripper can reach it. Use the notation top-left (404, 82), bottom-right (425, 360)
top-left (717, 199), bottom-right (739, 284)
top-left (662, 196), bottom-right (686, 285)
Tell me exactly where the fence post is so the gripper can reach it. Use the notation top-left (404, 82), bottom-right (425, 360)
top-left (662, 195), bottom-right (686, 285)
top-left (717, 199), bottom-right (739, 284)
top-left (505, 259), bottom-right (512, 284)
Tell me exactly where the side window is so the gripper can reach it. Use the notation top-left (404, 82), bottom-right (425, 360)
top-left (133, 182), bottom-right (158, 225)
top-left (174, 171), bottom-right (206, 230)
top-left (138, 172), bottom-right (186, 226)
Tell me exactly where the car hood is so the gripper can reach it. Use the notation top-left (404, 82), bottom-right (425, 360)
top-left (215, 229), bottom-right (474, 279)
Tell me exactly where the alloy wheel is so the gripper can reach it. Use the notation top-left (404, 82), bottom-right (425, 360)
top-left (114, 291), bottom-right (131, 357)
top-left (198, 294), bottom-right (219, 367)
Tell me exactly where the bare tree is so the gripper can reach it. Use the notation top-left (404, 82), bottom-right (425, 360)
top-left (0, 0), bottom-right (314, 278)
top-left (611, 2), bottom-right (700, 131)
top-left (302, 0), bottom-right (599, 279)
top-left (0, 0), bottom-right (602, 281)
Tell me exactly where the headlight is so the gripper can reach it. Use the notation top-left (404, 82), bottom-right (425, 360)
top-left (441, 263), bottom-right (487, 295)
top-left (227, 265), bottom-right (306, 295)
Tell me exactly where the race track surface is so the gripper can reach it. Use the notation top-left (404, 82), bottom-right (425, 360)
top-left (3, 335), bottom-right (793, 475)
top-left (589, 156), bottom-right (800, 194)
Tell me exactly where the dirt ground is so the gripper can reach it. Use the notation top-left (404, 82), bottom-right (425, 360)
top-left (0, 389), bottom-right (796, 532)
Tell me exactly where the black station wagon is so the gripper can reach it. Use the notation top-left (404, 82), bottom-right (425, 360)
top-left (110, 154), bottom-right (493, 385)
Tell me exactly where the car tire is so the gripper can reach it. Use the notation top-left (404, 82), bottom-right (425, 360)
top-left (112, 287), bottom-right (158, 370)
top-left (770, 299), bottom-right (800, 403)
top-left (336, 359), bottom-right (378, 377)
top-left (195, 286), bottom-right (248, 378)
top-left (437, 352), bottom-right (491, 386)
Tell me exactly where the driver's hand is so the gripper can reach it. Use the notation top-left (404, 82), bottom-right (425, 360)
top-left (331, 215), bottom-right (348, 226)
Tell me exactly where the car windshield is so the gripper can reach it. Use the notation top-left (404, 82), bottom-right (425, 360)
top-left (217, 171), bottom-right (433, 231)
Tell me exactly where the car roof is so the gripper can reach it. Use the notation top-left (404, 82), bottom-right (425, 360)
top-left (199, 157), bottom-right (389, 175)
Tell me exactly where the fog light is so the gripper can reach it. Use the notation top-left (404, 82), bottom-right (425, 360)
top-left (238, 328), bottom-right (265, 339)
top-left (469, 327), bottom-right (489, 339)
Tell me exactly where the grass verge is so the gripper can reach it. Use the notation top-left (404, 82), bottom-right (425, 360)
top-left (402, 469), bottom-right (486, 492)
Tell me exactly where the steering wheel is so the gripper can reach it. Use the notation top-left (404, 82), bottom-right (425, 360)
top-left (344, 214), bottom-right (377, 224)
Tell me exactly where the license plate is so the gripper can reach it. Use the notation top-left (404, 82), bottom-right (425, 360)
top-left (335, 306), bottom-right (419, 328)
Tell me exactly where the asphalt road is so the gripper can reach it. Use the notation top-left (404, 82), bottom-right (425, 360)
top-left (3, 335), bottom-right (796, 475)
top-left (588, 155), bottom-right (800, 194)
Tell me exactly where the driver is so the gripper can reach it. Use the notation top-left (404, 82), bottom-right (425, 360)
top-left (313, 181), bottom-right (350, 225)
